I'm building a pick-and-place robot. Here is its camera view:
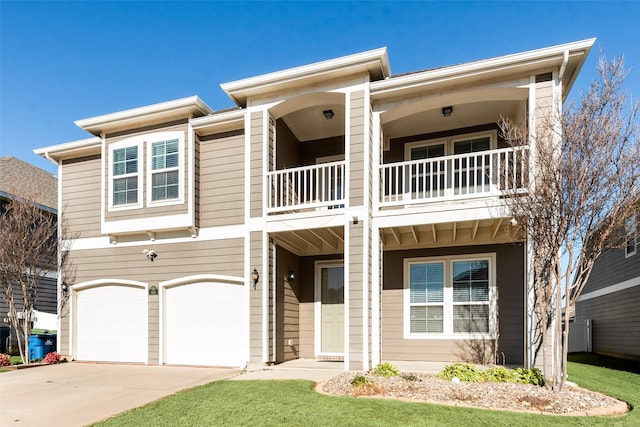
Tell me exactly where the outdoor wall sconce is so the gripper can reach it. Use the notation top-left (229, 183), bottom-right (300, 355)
top-left (442, 106), bottom-right (453, 117)
top-left (252, 268), bottom-right (260, 290)
top-left (287, 270), bottom-right (295, 282)
top-left (323, 109), bottom-right (334, 120)
top-left (61, 282), bottom-right (69, 295)
top-left (352, 215), bottom-right (359, 225)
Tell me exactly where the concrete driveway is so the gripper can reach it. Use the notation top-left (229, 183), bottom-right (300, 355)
top-left (0, 362), bottom-right (241, 426)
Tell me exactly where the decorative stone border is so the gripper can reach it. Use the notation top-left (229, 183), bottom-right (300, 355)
top-left (314, 381), bottom-right (630, 417)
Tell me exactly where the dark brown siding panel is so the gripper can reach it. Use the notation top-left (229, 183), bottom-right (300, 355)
top-left (381, 243), bottom-right (525, 365)
top-left (275, 246), bottom-right (300, 362)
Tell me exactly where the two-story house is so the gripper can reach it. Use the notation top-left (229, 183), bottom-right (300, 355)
top-left (571, 213), bottom-right (639, 360)
top-left (35, 39), bottom-right (594, 370)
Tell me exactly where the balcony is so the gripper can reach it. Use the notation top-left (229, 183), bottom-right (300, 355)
top-left (380, 146), bottom-right (529, 208)
top-left (268, 161), bottom-right (345, 213)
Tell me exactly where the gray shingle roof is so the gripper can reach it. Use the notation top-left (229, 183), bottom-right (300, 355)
top-left (0, 156), bottom-right (58, 211)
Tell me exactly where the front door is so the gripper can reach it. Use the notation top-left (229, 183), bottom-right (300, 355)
top-left (316, 262), bottom-right (344, 355)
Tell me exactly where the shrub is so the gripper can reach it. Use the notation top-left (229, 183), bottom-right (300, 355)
top-left (483, 366), bottom-right (519, 383)
top-left (0, 353), bottom-right (10, 367)
top-left (43, 352), bottom-right (61, 364)
top-left (370, 362), bottom-right (400, 377)
top-left (437, 363), bottom-right (545, 386)
top-left (437, 363), bottom-right (483, 382)
top-left (349, 375), bottom-right (372, 387)
top-left (516, 367), bottom-right (545, 386)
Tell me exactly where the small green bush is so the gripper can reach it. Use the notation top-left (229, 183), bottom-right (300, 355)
top-left (516, 367), bottom-right (545, 386)
top-left (349, 375), bottom-right (372, 387)
top-left (437, 363), bottom-right (483, 382)
top-left (437, 363), bottom-right (545, 386)
top-left (370, 362), bottom-right (400, 377)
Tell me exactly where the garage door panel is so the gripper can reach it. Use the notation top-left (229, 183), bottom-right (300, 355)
top-left (164, 282), bottom-right (245, 367)
top-left (76, 285), bottom-right (147, 363)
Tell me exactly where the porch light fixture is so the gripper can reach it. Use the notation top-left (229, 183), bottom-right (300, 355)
top-left (442, 106), bottom-right (453, 117)
top-left (251, 268), bottom-right (260, 289)
top-left (287, 270), bottom-right (295, 282)
top-left (61, 282), bottom-right (69, 295)
top-left (323, 109), bottom-right (334, 120)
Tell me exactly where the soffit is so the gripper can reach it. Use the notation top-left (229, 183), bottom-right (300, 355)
top-left (221, 48), bottom-right (390, 108)
top-left (75, 96), bottom-right (214, 136)
top-left (371, 38), bottom-right (595, 103)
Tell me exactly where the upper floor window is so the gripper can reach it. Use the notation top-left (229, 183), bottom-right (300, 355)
top-left (150, 139), bottom-right (180, 202)
top-left (107, 131), bottom-right (184, 211)
top-left (626, 214), bottom-right (637, 258)
top-left (404, 254), bottom-right (496, 339)
top-left (109, 142), bottom-right (142, 209)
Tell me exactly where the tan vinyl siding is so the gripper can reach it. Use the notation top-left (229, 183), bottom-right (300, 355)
top-left (250, 231), bottom-right (263, 361)
top-left (349, 91), bottom-right (365, 207)
top-left (148, 294), bottom-right (159, 364)
top-left (348, 221), bottom-right (364, 369)
top-left (70, 238), bottom-right (244, 284)
top-left (381, 244), bottom-right (525, 365)
top-left (59, 302), bottom-right (70, 356)
top-left (194, 134), bottom-right (201, 227)
top-left (199, 130), bottom-right (245, 227)
top-left (61, 155), bottom-right (102, 238)
top-left (250, 112), bottom-right (263, 218)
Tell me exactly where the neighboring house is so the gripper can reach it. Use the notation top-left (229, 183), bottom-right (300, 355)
top-left (0, 156), bottom-right (58, 351)
top-left (572, 214), bottom-right (640, 360)
top-left (35, 39), bottom-right (594, 370)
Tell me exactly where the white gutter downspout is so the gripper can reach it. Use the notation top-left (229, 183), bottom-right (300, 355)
top-left (559, 50), bottom-right (569, 81)
top-left (44, 152), bottom-right (60, 166)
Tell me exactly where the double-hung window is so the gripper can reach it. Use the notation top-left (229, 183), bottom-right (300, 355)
top-left (109, 142), bottom-right (142, 209)
top-left (405, 254), bottom-right (495, 338)
top-left (626, 214), bottom-right (637, 258)
top-left (149, 139), bottom-right (180, 203)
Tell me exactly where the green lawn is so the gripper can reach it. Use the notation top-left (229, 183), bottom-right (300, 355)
top-left (93, 354), bottom-right (639, 427)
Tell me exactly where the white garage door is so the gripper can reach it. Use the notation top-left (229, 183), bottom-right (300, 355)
top-left (164, 281), bottom-right (245, 367)
top-left (75, 285), bottom-right (147, 363)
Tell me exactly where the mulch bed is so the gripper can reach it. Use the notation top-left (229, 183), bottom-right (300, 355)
top-left (317, 372), bottom-right (630, 416)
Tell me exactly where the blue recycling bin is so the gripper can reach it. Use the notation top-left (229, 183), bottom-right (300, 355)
top-left (41, 334), bottom-right (56, 356)
top-left (29, 335), bottom-right (44, 361)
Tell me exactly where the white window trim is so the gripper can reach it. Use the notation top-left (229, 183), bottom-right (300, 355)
top-left (625, 214), bottom-right (637, 258)
top-left (404, 130), bottom-right (497, 160)
top-left (403, 253), bottom-right (497, 340)
top-left (146, 131), bottom-right (185, 207)
top-left (108, 139), bottom-right (143, 211)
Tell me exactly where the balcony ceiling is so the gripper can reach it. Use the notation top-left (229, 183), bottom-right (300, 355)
top-left (381, 218), bottom-right (524, 250)
top-left (271, 226), bottom-right (344, 256)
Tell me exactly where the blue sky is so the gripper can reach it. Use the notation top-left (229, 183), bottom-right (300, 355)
top-left (2, 1), bottom-right (639, 175)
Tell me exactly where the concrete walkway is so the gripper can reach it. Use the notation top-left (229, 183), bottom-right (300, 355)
top-left (0, 362), bottom-right (240, 427)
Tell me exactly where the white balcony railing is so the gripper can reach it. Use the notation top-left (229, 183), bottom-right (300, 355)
top-left (380, 146), bottom-right (529, 207)
top-left (267, 161), bottom-right (345, 213)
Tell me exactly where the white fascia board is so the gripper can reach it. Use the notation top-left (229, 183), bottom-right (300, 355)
top-left (75, 96), bottom-right (214, 135)
top-left (190, 109), bottom-right (245, 131)
top-left (371, 38), bottom-right (595, 97)
top-left (34, 137), bottom-right (102, 162)
top-left (221, 47), bottom-right (390, 107)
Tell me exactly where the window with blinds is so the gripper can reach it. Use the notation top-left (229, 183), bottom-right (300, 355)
top-left (406, 255), bottom-right (495, 337)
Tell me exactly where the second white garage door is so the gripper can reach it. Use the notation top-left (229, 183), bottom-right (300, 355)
top-left (163, 281), bottom-right (245, 367)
